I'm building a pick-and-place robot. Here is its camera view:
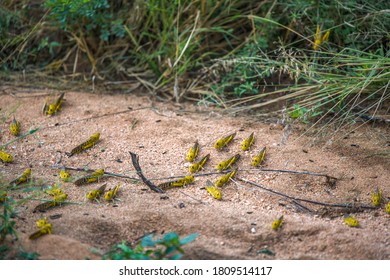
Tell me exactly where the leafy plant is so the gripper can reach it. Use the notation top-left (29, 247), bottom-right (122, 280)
top-left (0, 245), bottom-right (9, 260)
top-left (289, 104), bottom-right (323, 123)
top-left (0, 201), bottom-right (18, 242)
top-left (44, 0), bottom-right (124, 41)
top-left (104, 232), bottom-right (198, 260)
top-left (16, 247), bottom-right (40, 260)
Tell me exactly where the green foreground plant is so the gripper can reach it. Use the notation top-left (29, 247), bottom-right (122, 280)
top-left (0, 200), bottom-right (18, 242)
top-left (104, 232), bottom-right (198, 260)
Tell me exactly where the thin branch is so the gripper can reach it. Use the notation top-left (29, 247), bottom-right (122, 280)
top-left (103, 171), bottom-right (139, 181)
top-left (237, 177), bottom-right (376, 210)
top-left (179, 190), bottom-right (207, 205)
top-left (148, 168), bottom-right (337, 183)
top-left (290, 200), bottom-right (314, 213)
top-left (129, 152), bottom-right (164, 193)
top-left (148, 169), bottom-right (232, 181)
top-left (41, 107), bottom-right (153, 130)
top-left (241, 168), bottom-right (338, 187)
top-left (247, 168), bottom-right (337, 180)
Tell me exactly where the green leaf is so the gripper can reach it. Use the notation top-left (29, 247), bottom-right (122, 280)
top-left (256, 249), bottom-right (275, 256)
top-left (170, 253), bottom-right (183, 260)
top-left (164, 246), bottom-right (177, 255)
top-left (141, 234), bottom-right (157, 247)
top-left (163, 232), bottom-right (179, 243)
top-left (180, 233), bottom-right (198, 245)
top-left (117, 242), bottom-right (132, 254)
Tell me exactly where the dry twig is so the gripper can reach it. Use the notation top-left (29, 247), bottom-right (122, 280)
top-left (237, 177), bottom-right (376, 211)
top-left (129, 152), bottom-right (164, 193)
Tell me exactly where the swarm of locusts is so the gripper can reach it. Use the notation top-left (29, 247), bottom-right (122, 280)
top-left (155, 131), bottom-right (268, 201)
top-left (6, 90), bottom-right (385, 245)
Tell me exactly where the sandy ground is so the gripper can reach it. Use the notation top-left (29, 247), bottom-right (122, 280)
top-left (0, 89), bottom-right (389, 260)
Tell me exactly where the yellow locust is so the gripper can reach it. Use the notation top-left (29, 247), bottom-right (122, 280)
top-left (87, 183), bottom-right (107, 200)
top-left (9, 168), bottom-right (31, 186)
top-left (29, 217), bottom-right (52, 240)
top-left (33, 202), bottom-right (57, 213)
top-left (313, 24), bottom-right (330, 50)
top-left (216, 154), bottom-right (240, 171)
top-left (43, 92), bottom-right (65, 116)
top-left (33, 192), bottom-right (67, 213)
top-left (0, 149), bottom-right (13, 163)
top-left (59, 169), bottom-right (71, 182)
top-left (371, 187), bottom-right (383, 207)
top-left (241, 132), bottom-right (255, 151)
top-left (344, 215), bottom-right (359, 227)
top-left (252, 147), bottom-right (266, 167)
top-left (187, 141), bottom-right (199, 162)
top-left (214, 132), bottom-right (236, 150)
top-left (53, 193), bottom-right (68, 202)
top-left (45, 183), bottom-right (64, 196)
top-left (158, 175), bottom-right (195, 190)
top-left (215, 169), bottom-right (237, 188)
top-left (104, 184), bottom-right (120, 201)
top-left (9, 116), bottom-right (21, 136)
top-left (189, 154), bottom-right (210, 173)
top-left (271, 216), bottom-right (284, 231)
top-left (74, 169), bottom-right (105, 186)
top-left (205, 180), bottom-right (222, 200)
top-left (66, 132), bottom-right (100, 157)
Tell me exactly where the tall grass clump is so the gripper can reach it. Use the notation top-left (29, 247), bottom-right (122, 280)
top-left (0, 0), bottom-right (389, 123)
top-left (206, 0), bottom-right (390, 126)
top-left (1, 0), bottom-right (262, 98)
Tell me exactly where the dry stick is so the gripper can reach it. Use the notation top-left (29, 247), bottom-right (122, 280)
top-left (51, 163), bottom-right (337, 186)
top-left (241, 168), bottom-right (337, 187)
top-left (148, 169), bottom-right (232, 181)
top-left (244, 168), bottom-right (337, 180)
top-left (129, 152), bottom-right (164, 193)
top-left (178, 190), bottom-right (207, 205)
top-left (237, 177), bottom-right (376, 210)
top-left (290, 200), bottom-right (314, 213)
top-left (103, 171), bottom-right (139, 181)
top-left (41, 107), bottom-right (153, 130)
top-left (149, 168), bottom-right (336, 182)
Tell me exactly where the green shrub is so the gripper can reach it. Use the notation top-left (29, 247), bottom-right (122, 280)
top-left (104, 232), bottom-right (198, 260)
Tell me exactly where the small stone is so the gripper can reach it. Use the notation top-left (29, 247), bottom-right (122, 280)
top-left (251, 227), bottom-right (256, 234)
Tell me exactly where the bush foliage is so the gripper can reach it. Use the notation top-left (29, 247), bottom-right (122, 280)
top-left (0, 0), bottom-right (389, 119)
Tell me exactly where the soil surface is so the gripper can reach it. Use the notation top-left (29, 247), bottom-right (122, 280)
top-left (1, 89), bottom-right (389, 260)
